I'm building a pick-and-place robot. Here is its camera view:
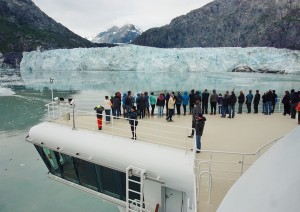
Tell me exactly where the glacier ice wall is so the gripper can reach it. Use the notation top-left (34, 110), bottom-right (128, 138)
top-left (20, 45), bottom-right (300, 93)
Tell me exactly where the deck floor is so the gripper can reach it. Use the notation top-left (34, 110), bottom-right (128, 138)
top-left (53, 112), bottom-right (297, 211)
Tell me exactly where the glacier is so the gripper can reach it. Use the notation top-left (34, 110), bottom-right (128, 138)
top-left (20, 45), bottom-right (300, 93)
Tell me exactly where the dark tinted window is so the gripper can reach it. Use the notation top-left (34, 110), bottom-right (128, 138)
top-left (34, 145), bottom-right (62, 177)
top-left (57, 153), bottom-right (79, 183)
top-left (95, 165), bottom-right (122, 199)
top-left (34, 146), bottom-right (129, 201)
top-left (74, 158), bottom-right (99, 191)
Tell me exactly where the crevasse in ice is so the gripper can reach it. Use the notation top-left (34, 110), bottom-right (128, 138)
top-left (20, 45), bottom-right (300, 93)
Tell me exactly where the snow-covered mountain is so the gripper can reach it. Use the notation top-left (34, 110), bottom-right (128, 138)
top-left (91, 24), bottom-right (142, 44)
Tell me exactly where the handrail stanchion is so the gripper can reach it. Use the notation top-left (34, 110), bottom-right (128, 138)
top-left (240, 155), bottom-right (245, 176)
top-left (72, 103), bottom-right (76, 130)
top-left (198, 171), bottom-right (212, 204)
top-left (193, 129), bottom-right (197, 155)
top-left (112, 114), bottom-right (114, 136)
top-left (134, 119), bottom-right (136, 141)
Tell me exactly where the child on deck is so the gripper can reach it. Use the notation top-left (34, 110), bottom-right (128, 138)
top-left (94, 105), bottom-right (104, 130)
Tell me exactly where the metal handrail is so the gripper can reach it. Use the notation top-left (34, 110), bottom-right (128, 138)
top-left (197, 135), bottom-right (283, 157)
top-left (194, 136), bottom-right (283, 209)
top-left (45, 102), bottom-right (193, 152)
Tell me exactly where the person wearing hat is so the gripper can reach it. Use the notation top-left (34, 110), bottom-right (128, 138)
top-left (194, 113), bottom-right (206, 153)
top-left (128, 105), bottom-right (138, 140)
top-left (94, 105), bottom-right (104, 130)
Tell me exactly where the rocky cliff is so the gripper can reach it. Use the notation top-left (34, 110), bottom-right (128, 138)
top-left (0, 0), bottom-right (107, 67)
top-left (133, 0), bottom-right (300, 50)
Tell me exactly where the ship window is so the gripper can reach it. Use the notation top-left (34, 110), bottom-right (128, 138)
top-left (74, 158), bottom-right (99, 191)
top-left (56, 153), bottom-right (79, 184)
top-left (34, 145), bottom-right (62, 177)
top-left (95, 165), bottom-right (122, 199)
top-left (118, 172), bottom-right (126, 201)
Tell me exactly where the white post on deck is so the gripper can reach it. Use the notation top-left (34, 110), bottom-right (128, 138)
top-left (50, 78), bottom-right (54, 119)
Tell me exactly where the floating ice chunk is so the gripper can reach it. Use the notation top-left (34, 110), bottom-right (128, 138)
top-left (0, 87), bottom-right (15, 96)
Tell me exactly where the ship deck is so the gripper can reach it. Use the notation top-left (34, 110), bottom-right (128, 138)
top-left (52, 111), bottom-right (297, 212)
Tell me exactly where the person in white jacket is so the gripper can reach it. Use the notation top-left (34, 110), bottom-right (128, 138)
top-left (166, 93), bottom-right (176, 122)
top-left (103, 96), bottom-right (112, 124)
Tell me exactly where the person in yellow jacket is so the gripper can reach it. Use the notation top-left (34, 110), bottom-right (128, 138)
top-left (166, 93), bottom-right (176, 122)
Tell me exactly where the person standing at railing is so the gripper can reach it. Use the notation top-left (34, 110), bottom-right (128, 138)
top-left (182, 91), bottom-right (189, 116)
top-left (282, 91), bottom-right (290, 116)
top-left (189, 89), bottom-right (195, 114)
top-left (290, 89), bottom-right (299, 119)
top-left (262, 92), bottom-right (267, 113)
top-left (202, 89), bottom-right (210, 114)
top-left (144, 92), bottom-right (150, 117)
top-left (188, 100), bottom-right (202, 138)
top-left (245, 90), bottom-right (253, 113)
top-left (265, 90), bottom-right (273, 115)
top-left (138, 93), bottom-right (146, 119)
top-left (271, 90), bottom-right (278, 113)
top-left (166, 93), bottom-right (175, 122)
top-left (237, 90), bottom-right (245, 114)
top-left (125, 91), bottom-right (134, 118)
top-left (296, 91), bottom-right (300, 125)
top-left (122, 92), bottom-right (127, 118)
top-left (128, 106), bottom-right (138, 140)
top-left (222, 91), bottom-right (230, 118)
top-left (195, 113), bottom-right (206, 153)
top-left (210, 89), bottom-right (218, 115)
top-left (94, 105), bottom-right (104, 130)
top-left (165, 92), bottom-right (170, 117)
top-left (103, 96), bottom-right (111, 124)
top-left (217, 93), bottom-right (223, 114)
top-left (253, 90), bottom-right (260, 114)
top-left (150, 92), bottom-right (156, 116)
top-left (112, 92), bottom-right (121, 119)
top-left (228, 91), bottom-right (237, 119)
top-left (175, 92), bottom-right (182, 115)
top-left (156, 93), bottom-right (165, 117)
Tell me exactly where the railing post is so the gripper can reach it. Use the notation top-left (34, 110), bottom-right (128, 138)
top-left (72, 104), bottom-right (76, 130)
top-left (240, 155), bottom-right (245, 176)
top-left (134, 119), bottom-right (136, 140)
top-left (111, 113), bottom-right (114, 136)
top-left (197, 171), bottom-right (212, 204)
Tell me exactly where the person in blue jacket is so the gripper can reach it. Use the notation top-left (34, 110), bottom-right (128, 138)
top-left (144, 92), bottom-right (150, 117)
top-left (150, 92), bottom-right (156, 116)
top-left (182, 91), bottom-right (189, 115)
top-left (245, 90), bottom-right (253, 113)
top-left (122, 92), bottom-right (127, 118)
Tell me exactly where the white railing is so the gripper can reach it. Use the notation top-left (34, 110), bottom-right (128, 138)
top-left (194, 136), bottom-right (282, 207)
top-left (45, 100), bottom-right (194, 152)
top-left (47, 97), bottom-right (284, 118)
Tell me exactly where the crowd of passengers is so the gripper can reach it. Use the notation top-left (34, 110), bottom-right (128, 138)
top-left (104, 89), bottom-right (300, 124)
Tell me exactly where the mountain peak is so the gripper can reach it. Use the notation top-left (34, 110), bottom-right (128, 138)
top-left (91, 24), bottom-right (142, 44)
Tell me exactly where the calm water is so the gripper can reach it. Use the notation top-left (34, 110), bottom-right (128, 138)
top-left (0, 86), bottom-right (119, 212)
top-left (1, 68), bottom-right (300, 211)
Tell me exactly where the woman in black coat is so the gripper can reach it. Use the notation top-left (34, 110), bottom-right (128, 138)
top-left (282, 91), bottom-right (290, 115)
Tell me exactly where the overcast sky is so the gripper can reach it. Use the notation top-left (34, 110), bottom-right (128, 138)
top-left (32, 0), bottom-right (213, 38)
